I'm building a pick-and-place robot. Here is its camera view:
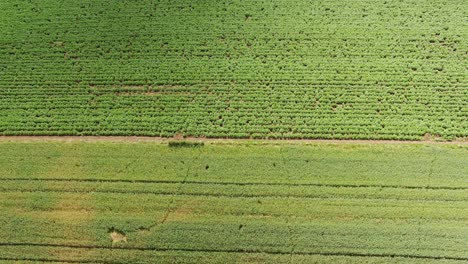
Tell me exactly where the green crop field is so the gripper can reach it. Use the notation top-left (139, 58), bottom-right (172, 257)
top-left (0, 140), bottom-right (467, 263)
top-left (0, 0), bottom-right (467, 140)
top-left (1, 0), bottom-right (467, 263)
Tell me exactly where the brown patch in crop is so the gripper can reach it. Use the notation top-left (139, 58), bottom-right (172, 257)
top-left (144, 91), bottom-right (160, 95)
top-left (43, 153), bottom-right (84, 180)
top-left (166, 201), bottom-right (200, 222)
top-left (51, 41), bottom-right (64, 47)
top-left (104, 85), bottom-right (194, 96)
top-left (46, 194), bottom-right (95, 261)
top-left (109, 227), bottom-right (128, 244)
top-left (116, 91), bottom-right (162, 96)
top-left (422, 133), bottom-right (443, 142)
top-left (173, 133), bottom-right (184, 140)
top-left (47, 194), bottom-right (94, 230)
top-left (241, 255), bottom-right (271, 263)
top-left (47, 247), bottom-right (99, 262)
top-left (48, 209), bottom-right (93, 224)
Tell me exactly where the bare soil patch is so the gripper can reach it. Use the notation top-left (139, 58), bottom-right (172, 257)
top-left (109, 227), bottom-right (127, 244)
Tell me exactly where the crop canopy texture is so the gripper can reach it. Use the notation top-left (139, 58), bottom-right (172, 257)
top-left (0, 0), bottom-right (466, 140)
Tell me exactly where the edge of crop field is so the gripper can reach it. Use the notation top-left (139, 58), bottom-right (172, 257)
top-left (0, 136), bottom-right (467, 145)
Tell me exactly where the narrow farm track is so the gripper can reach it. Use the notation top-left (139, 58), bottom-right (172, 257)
top-left (0, 258), bottom-right (100, 264)
top-left (1, 177), bottom-right (468, 190)
top-left (1, 135), bottom-right (468, 144)
top-left (0, 141), bottom-right (467, 263)
top-left (3, 189), bottom-right (468, 204)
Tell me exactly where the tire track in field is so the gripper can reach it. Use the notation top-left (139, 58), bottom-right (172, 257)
top-left (1, 178), bottom-right (467, 191)
top-left (280, 147), bottom-right (296, 264)
top-left (416, 147), bottom-right (440, 253)
top-left (1, 242), bottom-right (467, 262)
top-left (0, 257), bottom-right (108, 264)
top-left (427, 147), bottom-right (439, 189)
top-left (2, 188), bottom-right (468, 204)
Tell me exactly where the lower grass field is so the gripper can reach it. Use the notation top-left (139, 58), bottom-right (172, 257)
top-left (0, 140), bottom-right (467, 263)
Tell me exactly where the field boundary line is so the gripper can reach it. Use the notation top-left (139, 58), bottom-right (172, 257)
top-left (0, 136), bottom-right (467, 145)
top-left (1, 242), bottom-right (467, 261)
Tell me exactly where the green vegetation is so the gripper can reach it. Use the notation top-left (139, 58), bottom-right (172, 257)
top-left (0, 140), bottom-right (467, 263)
top-left (0, 0), bottom-right (466, 140)
top-left (168, 141), bottom-right (205, 148)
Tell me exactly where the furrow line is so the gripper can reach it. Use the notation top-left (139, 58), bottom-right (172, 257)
top-left (1, 242), bottom-right (467, 261)
top-left (0, 178), bottom-right (467, 191)
top-left (0, 257), bottom-right (108, 264)
top-left (2, 188), bottom-right (468, 203)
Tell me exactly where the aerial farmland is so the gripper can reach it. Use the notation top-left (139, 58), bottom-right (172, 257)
top-left (0, 0), bottom-right (466, 263)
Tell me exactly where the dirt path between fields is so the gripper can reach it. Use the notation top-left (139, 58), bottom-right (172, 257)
top-left (0, 136), bottom-right (467, 145)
